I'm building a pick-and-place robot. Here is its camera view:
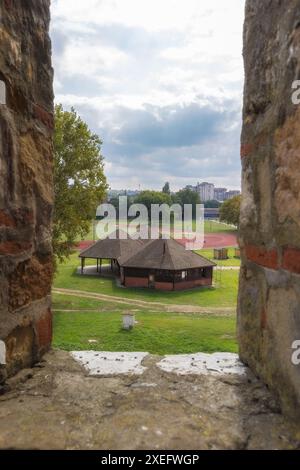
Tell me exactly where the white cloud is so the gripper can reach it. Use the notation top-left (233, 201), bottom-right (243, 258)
top-left (52, 0), bottom-right (207, 32)
top-left (65, 42), bottom-right (128, 76)
top-left (50, 0), bottom-right (245, 190)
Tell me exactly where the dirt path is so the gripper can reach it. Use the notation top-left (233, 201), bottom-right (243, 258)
top-left (52, 287), bottom-right (236, 315)
top-left (216, 266), bottom-right (240, 270)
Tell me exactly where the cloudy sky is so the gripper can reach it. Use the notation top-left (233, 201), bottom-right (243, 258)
top-left (50, 0), bottom-right (245, 191)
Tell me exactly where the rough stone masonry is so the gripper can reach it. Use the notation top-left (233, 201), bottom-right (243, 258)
top-left (0, 1), bottom-right (53, 383)
top-left (1, 350), bottom-right (300, 450)
top-left (238, 0), bottom-right (300, 420)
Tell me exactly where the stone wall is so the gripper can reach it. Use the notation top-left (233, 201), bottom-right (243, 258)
top-left (238, 0), bottom-right (300, 419)
top-left (0, 1), bottom-right (53, 382)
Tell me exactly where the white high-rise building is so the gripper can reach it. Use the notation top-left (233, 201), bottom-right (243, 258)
top-left (214, 187), bottom-right (227, 202)
top-left (196, 182), bottom-right (215, 202)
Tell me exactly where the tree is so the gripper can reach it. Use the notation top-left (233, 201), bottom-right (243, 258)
top-left (106, 196), bottom-right (120, 217)
top-left (204, 200), bottom-right (221, 208)
top-left (219, 195), bottom-right (241, 227)
top-left (172, 188), bottom-right (201, 218)
top-left (162, 182), bottom-right (170, 194)
top-left (53, 104), bottom-right (108, 263)
top-left (134, 190), bottom-right (172, 215)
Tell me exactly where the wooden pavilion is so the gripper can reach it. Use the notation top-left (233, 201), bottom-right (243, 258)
top-left (79, 230), bottom-right (144, 275)
top-left (79, 232), bottom-right (216, 291)
top-left (121, 238), bottom-right (216, 291)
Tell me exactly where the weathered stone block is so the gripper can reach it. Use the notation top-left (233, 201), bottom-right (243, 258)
top-left (8, 255), bottom-right (53, 311)
top-left (239, 0), bottom-right (300, 420)
top-left (0, 1), bottom-right (53, 379)
top-left (5, 326), bottom-right (35, 376)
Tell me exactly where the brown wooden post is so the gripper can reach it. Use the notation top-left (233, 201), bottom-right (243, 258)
top-left (81, 257), bottom-right (85, 275)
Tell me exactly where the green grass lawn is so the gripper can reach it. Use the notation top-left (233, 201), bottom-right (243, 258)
top-left (52, 292), bottom-right (127, 311)
top-left (53, 307), bottom-right (237, 355)
top-left (203, 220), bottom-right (237, 233)
top-left (197, 247), bottom-right (241, 267)
top-left (53, 252), bottom-right (239, 308)
top-left (53, 218), bottom-right (239, 355)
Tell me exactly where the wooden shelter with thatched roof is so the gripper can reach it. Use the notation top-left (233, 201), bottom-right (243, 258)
top-left (79, 232), bottom-right (216, 291)
top-left (120, 238), bottom-right (216, 291)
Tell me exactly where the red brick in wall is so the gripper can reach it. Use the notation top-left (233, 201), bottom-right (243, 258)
top-left (154, 282), bottom-right (174, 291)
top-left (35, 309), bottom-right (52, 355)
top-left (282, 247), bottom-right (300, 275)
top-left (0, 241), bottom-right (32, 256)
top-left (174, 278), bottom-right (212, 290)
top-left (0, 210), bottom-right (16, 228)
top-left (33, 103), bottom-right (54, 130)
top-left (240, 143), bottom-right (254, 158)
top-left (245, 245), bottom-right (279, 270)
top-left (124, 277), bottom-right (149, 288)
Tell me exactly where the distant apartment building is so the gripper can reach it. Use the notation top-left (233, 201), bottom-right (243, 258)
top-left (197, 182), bottom-right (215, 202)
top-left (224, 190), bottom-right (241, 200)
top-left (182, 183), bottom-right (240, 202)
top-left (214, 187), bottom-right (227, 202)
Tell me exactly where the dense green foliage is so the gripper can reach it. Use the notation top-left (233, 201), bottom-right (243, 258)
top-left (204, 200), bottom-right (221, 208)
top-left (219, 195), bottom-right (241, 227)
top-left (172, 188), bottom-right (201, 218)
top-left (53, 105), bottom-right (107, 263)
top-left (134, 190), bottom-right (172, 214)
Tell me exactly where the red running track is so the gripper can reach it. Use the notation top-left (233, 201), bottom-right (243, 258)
top-left (76, 232), bottom-right (237, 251)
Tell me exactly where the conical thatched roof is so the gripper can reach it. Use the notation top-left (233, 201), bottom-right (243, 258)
top-left (121, 238), bottom-right (216, 271)
top-left (79, 230), bottom-right (144, 262)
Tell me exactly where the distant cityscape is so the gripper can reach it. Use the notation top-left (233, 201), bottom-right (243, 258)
top-left (108, 182), bottom-right (241, 203)
top-left (184, 182), bottom-right (241, 202)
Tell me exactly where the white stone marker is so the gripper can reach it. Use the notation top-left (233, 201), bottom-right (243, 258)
top-left (122, 312), bottom-right (135, 330)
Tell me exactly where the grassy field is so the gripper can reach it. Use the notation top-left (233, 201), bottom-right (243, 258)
top-left (54, 220), bottom-right (239, 354)
top-left (203, 220), bottom-right (237, 233)
top-left (78, 219), bottom-right (237, 242)
top-left (197, 247), bottom-right (241, 267)
top-left (52, 295), bottom-right (237, 354)
top-left (52, 293), bottom-right (132, 311)
top-left (53, 252), bottom-right (239, 308)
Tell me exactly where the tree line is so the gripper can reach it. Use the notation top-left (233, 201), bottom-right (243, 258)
top-left (109, 186), bottom-right (202, 219)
